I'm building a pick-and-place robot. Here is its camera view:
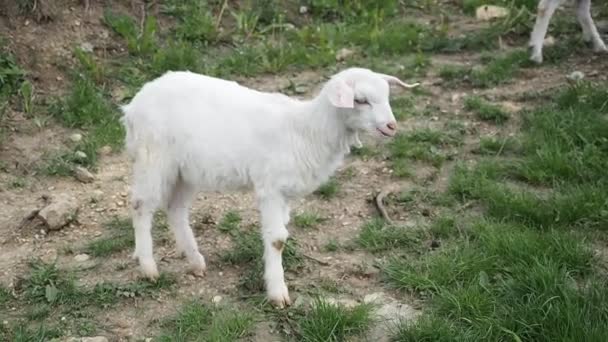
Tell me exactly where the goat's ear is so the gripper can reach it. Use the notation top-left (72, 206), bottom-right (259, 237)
top-left (328, 80), bottom-right (355, 108)
top-left (376, 73), bottom-right (420, 89)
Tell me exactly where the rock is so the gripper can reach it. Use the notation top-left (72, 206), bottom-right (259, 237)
top-left (98, 145), bottom-right (112, 156)
top-left (80, 42), bottom-right (94, 53)
top-left (69, 133), bottom-right (82, 142)
top-left (74, 151), bottom-right (87, 160)
top-left (363, 292), bottom-right (384, 304)
top-left (475, 5), bottom-right (509, 21)
top-left (26, 193), bottom-right (79, 231)
top-left (500, 101), bottom-right (522, 113)
top-left (299, 6), bottom-right (308, 14)
top-left (336, 48), bottom-right (355, 62)
top-left (74, 254), bottom-right (90, 262)
top-left (567, 71), bottom-right (585, 82)
top-left (543, 35), bottom-right (555, 47)
top-left (212, 295), bottom-right (222, 304)
top-left (74, 166), bottom-right (95, 183)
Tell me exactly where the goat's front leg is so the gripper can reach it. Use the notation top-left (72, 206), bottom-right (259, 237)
top-left (258, 194), bottom-right (291, 308)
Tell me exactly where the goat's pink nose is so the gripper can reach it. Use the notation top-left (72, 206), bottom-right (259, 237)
top-left (387, 122), bottom-right (397, 131)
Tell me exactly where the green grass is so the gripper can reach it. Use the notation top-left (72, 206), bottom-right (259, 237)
top-left (357, 218), bottom-right (422, 253)
top-left (314, 178), bottom-right (340, 200)
top-left (84, 217), bottom-right (134, 257)
top-left (474, 136), bottom-right (520, 156)
top-left (293, 211), bottom-right (326, 229)
top-left (464, 96), bottom-right (510, 124)
top-left (217, 210), bottom-right (242, 234)
top-left (0, 259), bottom-right (176, 339)
top-left (439, 49), bottom-right (531, 88)
top-left (157, 300), bottom-right (255, 342)
top-left (388, 81), bottom-right (608, 341)
top-left (389, 128), bottom-right (462, 170)
top-left (295, 297), bottom-right (374, 342)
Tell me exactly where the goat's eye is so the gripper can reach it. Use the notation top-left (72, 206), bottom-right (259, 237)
top-left (354, 98), bottom-right (369, 105)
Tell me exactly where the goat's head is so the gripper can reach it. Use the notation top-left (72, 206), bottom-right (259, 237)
top-left (325, 67), bottom-right (419, 138)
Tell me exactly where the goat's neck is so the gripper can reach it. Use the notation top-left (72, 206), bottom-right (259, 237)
top-left (291, 97), bottom-right (350, 169)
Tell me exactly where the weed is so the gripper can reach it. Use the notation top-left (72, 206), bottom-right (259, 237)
top-left (464, 96), bottom-right (509, 124)
top-left (103, 11), bottom-right (157, 56)
top-left (314, 178), bottom-right (340, 200)
top-left (323, 239), bottom-right (340, 252)
top-left (84, 217), bottom-right (133, 257)
top-left (293, 212), bottom-right (325, 229)
top-left (218, 210), bottom-right (242, 234)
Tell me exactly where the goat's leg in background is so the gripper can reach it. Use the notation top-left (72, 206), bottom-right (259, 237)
top-left (258, 193), bottom-right (291, 308)
top-left (167, 178), bottom-right (207, 277)
top-left (529, 0), bottom-right (566, 63)
top-left (576, 0), bottom-right (607, 52)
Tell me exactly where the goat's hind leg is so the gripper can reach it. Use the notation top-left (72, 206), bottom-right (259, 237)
top-left (167, 178), bottom-right (206, 277)
top-left (131, 176), bottom-right (162, 280)
top-left (576, 0), bottom-right (607, 52)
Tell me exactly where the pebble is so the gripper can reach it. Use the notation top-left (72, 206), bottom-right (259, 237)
top-left (98, 145), bottom-right (112, 155)
top-left (212, 295), bottom-right (223, 304)
top-left (75, 151), bottom-right (87, 160)
top-left (75, 166), bottom-right (95, 183)
top-left (299, 6), bottom-right (308, 14)
top-left (74, 254), bottom-right (90, 262)
top-left (70, 133), bottom-right (82, 142)
top-left (80, 42), bottom-right (94, 53)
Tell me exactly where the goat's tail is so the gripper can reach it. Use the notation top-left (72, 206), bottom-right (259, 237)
top-left (120, 103), bottom-right (138, 160)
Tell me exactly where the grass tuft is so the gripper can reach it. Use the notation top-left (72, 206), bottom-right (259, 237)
top-left (296, 297), bottom-right (374, 342)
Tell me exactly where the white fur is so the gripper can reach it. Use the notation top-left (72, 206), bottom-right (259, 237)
top-left (529, 0), bottom-right (607, 63)
top-left (120, 67), bottom-right (417, 307)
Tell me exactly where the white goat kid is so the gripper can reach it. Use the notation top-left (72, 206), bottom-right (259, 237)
top-left (529, 0), bottom-right (607, 63)
top-left (121, 67), bottom-right (418, 307)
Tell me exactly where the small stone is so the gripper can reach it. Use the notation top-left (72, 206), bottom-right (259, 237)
top-left (299, 6), bottom-right (308, 14)
top-left (336, 48), bottom-right (355, 62)
top-left (81, 337), bottom-right (109, 342)
top-left (98, 145), bottom-right (112, 156)
top-left (363, 293), bottom-right (384, 304)
top-left (74, 20), bottom-right (81, 26)
top-left (75, 151), bottom-right (87, 160)
top-left (567, 71), bottom-right (585, 81)
top-left (75, 166), bottom-right (95, 183)
top-left (74, 253), bottom-right (90, 262)
top-left (543, 35), bottom-right (555, 47)
top-left (80, 42), bottom-right (94, 53)
top-left (116, 201), bottom-right (125, 207)
top-left (93, 190), bottom-right (104, 197)
top-left (212, 295), bottom-right (222, 304)
top-left (69, 133), bottom-right (82, 142)
top-left (476, 5), bottom-right (509, 21)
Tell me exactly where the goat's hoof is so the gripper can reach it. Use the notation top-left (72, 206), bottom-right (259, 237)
top-left (593, 44), bottom-right (608, 53)
top-left (187, 253), bottom-right (207, 277)
top-left (139, 260), bottom-right (160, 281)
top-left (267, 284), bottom-right (291, 309)
top-left (530, 53), bottom-right (543, 64)
top-left (269, 295), bottom-right (292, 309)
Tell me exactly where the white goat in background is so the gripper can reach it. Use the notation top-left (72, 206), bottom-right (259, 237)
top-left (529, 0), bottom-right (607, 63)
top-left (120, 67), bottom-right (419, 307)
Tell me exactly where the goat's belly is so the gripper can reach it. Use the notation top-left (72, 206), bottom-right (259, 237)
top-left (180, 162), bottom-right (253, 192)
